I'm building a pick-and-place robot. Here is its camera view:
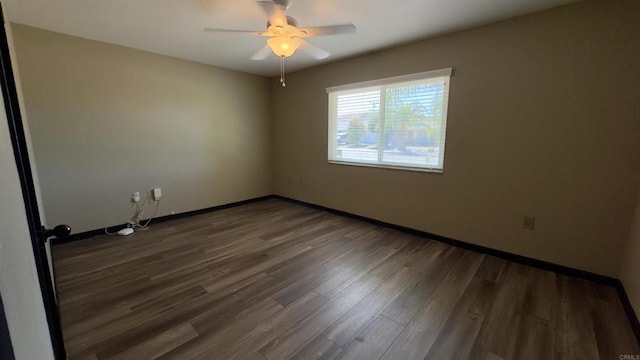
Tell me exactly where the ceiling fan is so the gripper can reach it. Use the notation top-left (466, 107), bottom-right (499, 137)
top-left (204, 0), bottom-right (356, 86)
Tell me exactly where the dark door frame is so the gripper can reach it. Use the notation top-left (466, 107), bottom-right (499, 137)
top-left (0, 5), bottom-right (66, 359)
top-left (0, 293), bottom-right (15, 360)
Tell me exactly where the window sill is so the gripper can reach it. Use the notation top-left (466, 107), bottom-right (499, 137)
top-left (328, 160), bottom-right (444, 174)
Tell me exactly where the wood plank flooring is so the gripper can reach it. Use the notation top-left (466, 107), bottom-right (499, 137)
top-left (53, 199), bottom-right (640, 359)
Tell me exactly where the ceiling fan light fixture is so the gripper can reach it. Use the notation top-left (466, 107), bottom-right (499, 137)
top-left (267, 36), bottom-right (300, 58)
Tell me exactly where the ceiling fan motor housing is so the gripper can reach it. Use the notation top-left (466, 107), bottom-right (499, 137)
top-left (268, 15), bottom-right (297, 28)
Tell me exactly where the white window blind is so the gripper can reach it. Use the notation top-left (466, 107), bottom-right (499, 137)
top-left (327, 69), bottom-right (451, 172)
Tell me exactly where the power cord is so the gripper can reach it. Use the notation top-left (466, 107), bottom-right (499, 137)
top-left (131, 196), bottom-right (161, 231)
top-left (104, 202), bottom-right (136, 235)
top-left (104, 191), bottom-right (161, 235)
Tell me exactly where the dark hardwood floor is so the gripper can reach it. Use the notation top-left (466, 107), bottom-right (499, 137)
top-left (53, 199), bottom-right (639, 359)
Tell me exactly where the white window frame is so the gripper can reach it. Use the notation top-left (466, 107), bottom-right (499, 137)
top-left (327, 68), bottom-right (452, 173)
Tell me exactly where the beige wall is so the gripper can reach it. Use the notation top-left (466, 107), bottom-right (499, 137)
top-left (272, 0), bottom-right (640, 277)
top-left (12, 24), bottom-right (273, 233)
top-left (621, 192), bottom-right (640, 319)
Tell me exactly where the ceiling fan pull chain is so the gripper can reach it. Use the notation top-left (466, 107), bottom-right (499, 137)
top-left (280, 56), bottom-right (286, 87)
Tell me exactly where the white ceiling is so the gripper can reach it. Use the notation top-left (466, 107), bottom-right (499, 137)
top-left (4, 0), bottom-right (578, 77)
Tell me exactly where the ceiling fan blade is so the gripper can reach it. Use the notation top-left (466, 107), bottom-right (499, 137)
top-left (251, 45), bottom-right (273, 60)
top-left (299, 40), bottom-right (330, 60)
top-left (296, 24), bottom-right (356, 37)
top-left (204, 28), bottom-right (268, 36)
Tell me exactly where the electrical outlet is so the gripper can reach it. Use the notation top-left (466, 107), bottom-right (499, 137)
top-left (522, 216), bottom-right (535, 230)
top-left (131, 192), bottom-right (140, 203)
top-left (152, 188), bottom-right (162, 201)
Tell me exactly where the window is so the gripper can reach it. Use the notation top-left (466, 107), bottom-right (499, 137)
top-left (327, 68), bottom-right (451, 172)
